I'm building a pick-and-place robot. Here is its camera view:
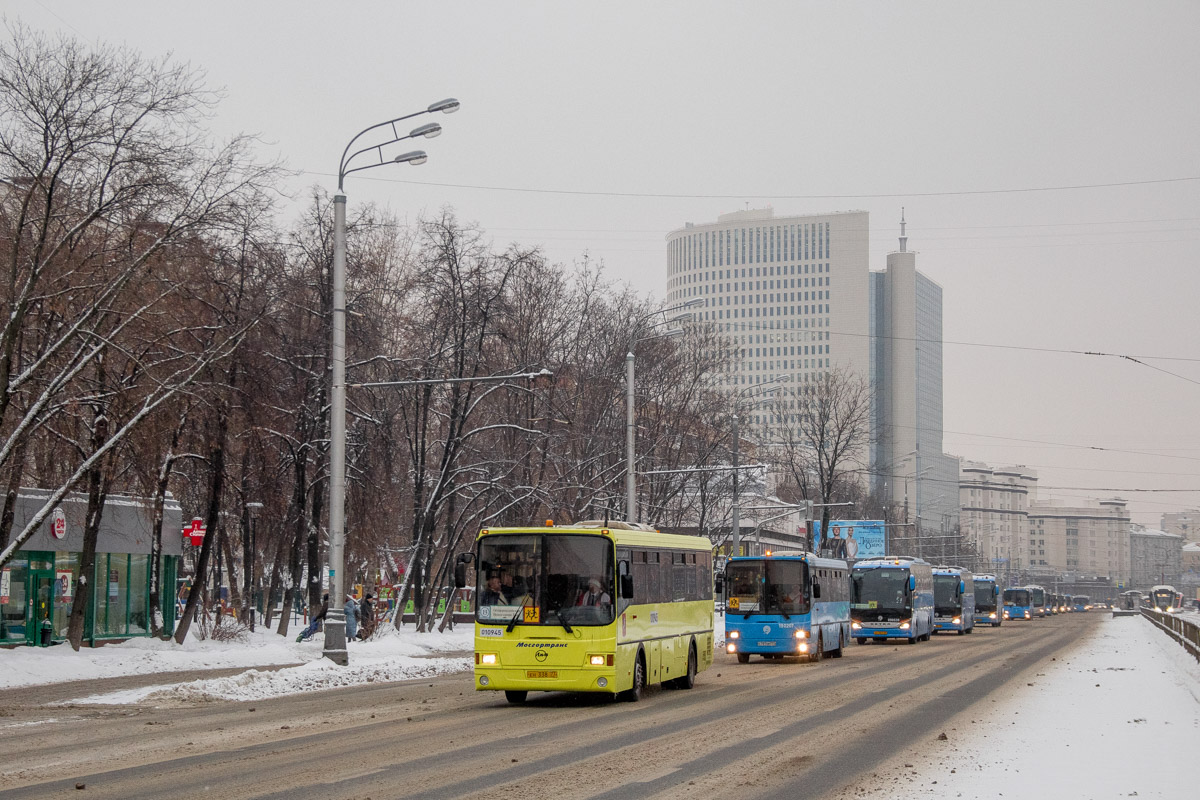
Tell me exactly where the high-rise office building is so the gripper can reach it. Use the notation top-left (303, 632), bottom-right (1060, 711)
top-left (665, 209), bottom-right (870, 422)
top-left (666, 209), bottom-right (958, 538)
top-left (871, 213), bottom-right (959, 538)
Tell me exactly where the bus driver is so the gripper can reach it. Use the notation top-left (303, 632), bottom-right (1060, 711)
top-left (576, 578), bottom-right (611, 607)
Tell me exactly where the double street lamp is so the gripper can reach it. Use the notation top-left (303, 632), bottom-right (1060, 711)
top-left (325, 98), bottom-right (460, 665)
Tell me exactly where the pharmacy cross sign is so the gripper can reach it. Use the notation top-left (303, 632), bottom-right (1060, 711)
top-left (183, 518), bottom-right (206, 547)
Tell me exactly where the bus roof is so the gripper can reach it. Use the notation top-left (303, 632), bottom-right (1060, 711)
top-left (974, 574), bottom-right (998, 582)
top-left (476, 524), bottom-right (712, 551)
top-left (728, 551), bottom-right (848, 570)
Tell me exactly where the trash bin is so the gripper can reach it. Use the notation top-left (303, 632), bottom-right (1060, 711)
top-left (40, 617), bottom-right (53, 647)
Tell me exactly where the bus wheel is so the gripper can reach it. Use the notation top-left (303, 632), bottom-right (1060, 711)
top-left (855, 638), bottom-right (867, 645)
top-left (674, 644), bottom-right (697, 689)
top-left (736, 653), bottom-right (750, 664)
top-left (907, 635), bottom-right (917, 645)
top-left (830, 632), bottom-right (844, 658)
top-left (965, 626), bottom-right (974, 634)
top-left (504, 691), bottom-right (527, 704)
top-left (619, 653), bottom-right (645, 702)
top-left (809, 633), bottom-right (823, 663)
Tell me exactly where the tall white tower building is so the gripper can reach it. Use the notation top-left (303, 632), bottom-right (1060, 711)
top-left (665, 208), bottom-right (870, 415)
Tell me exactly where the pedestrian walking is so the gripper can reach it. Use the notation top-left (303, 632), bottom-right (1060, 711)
top-left (358, 593), bottom-right (376, 640)
top-left (344, 593), bottom-right (359, 642)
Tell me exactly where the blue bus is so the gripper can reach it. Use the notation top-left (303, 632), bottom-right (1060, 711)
top-left (973, 573), bottom-right (1001, 627)
top-left (1027, 584), bottom-right (1049, 618)
top-left (933, 567), bottom-right (975, 634)
top-left (723, 551), bottom-right (850, 663)
top-left (1071, 595), bottom-right (1090, 612)
top-left (1003, 587), bottom-right (1032, 620)
top-left (849, 556), bottom-right (934, 644)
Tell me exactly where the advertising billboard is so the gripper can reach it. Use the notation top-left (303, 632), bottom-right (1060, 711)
top-left (812, 520), bottom-right (886, 560)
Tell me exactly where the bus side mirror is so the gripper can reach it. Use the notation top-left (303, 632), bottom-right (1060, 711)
top-left (453, 553), bottom-right (474, 589)
top-left (813, 583), bottom-right (822, 599)
top-left (908, 576), bottom-right (917, 592)
top-left (620, 574), bottom-right (634, 599)
top-left (958, 580), bottom-right (965, 595)
top-left (715, 575), bottom-right (724, 595)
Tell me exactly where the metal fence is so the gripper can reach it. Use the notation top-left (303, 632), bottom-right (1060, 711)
top-left (1140, 608), bottom-right (1200, 663)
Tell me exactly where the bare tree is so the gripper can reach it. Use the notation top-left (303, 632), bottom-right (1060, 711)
top-left (0, 24), bottom-right (279, 569)
top-left (768, 367), bottom-right (872, 543)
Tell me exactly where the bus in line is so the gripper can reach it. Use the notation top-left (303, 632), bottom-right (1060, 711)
top-left (849, 556), bottom-right (934, 644)
top-left (457, 521), bottom-right (714, 704)
top-left (933, 566), bottom-right (975, 635)
top-left (1027, 584), bottom-right (1049, 618)
top-left (1072, 595), bottom-right (1091, 613)
top-left (973, 573), bottom-right (1001, 627)
top-left (724, 551), bottom-right (851, 663)
top-left (1003, 587), bottom-right (1033, 621)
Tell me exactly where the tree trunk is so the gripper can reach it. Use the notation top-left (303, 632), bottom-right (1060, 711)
top-left (67, 409), bottom-right (110, 651)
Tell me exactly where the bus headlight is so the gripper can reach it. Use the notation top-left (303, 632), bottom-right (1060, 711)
top-left (481, 653), bottom-right (497, 665)
top-left (851, 622), bottom-right (862, 630)
top-left (479, 675), bottom-right (489, 686)
top-left (794, 630), bottom-right (807, 639)
top-left (589, 655), bottom-right (606, 666)
top-left (952, 617), bottom-right (961, 625)
top-left (797, 643), bottom-right (808, 653)
top-left (597, 677), bottom-right (607, 688)
top-left (899, 621), bottom-right (910, 630)
top-left (989, 613), bottom-right (997, 620)
top-left (727, 643), bottom-right (737, 653)
top-left (1024, 611), bottom-right (1030, 619)
top-left (728, 630), bottom-right (740, 639)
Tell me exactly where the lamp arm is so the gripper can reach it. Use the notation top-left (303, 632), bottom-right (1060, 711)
top-left (337, 109), bottom-right (431, 188)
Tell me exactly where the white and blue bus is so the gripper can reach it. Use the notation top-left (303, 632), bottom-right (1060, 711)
top-left (723, 551), bottom-right (850, 663)
top-left (933, 567), bottom-right (975, 634)
top-left (1027, 584), bottom-right (1049, 618)
top-left (849, 556), bottom-right (934, 644)
top-left (973, 573), bottom-right (1001, 627)
top-left (1071, 595), bottom-right (1090, 613)
top-left (1003, 587), bottom-right (1032, 620)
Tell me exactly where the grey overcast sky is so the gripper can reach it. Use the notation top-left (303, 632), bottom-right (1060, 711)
top-left (12, 1), bottom-right (1199, 525)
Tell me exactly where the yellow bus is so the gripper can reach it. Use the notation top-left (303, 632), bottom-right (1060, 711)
top-left (453, 520), bottom-right (714, 704)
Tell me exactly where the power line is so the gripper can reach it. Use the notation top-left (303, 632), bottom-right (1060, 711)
top-left (300, 171), bottom-right (1200, 200)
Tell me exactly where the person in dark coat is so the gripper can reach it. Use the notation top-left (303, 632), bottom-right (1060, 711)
top-left (297, 593), bottom-right (329, 642)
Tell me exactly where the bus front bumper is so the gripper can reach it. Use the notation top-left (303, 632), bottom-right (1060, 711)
top-left (850, 621), bottom-right (915, 640)
top-left (474, 666), bottom-right (617, 694)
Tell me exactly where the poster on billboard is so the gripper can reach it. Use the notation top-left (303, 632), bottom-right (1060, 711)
top-left (812, 520), bottom-right (886, 560)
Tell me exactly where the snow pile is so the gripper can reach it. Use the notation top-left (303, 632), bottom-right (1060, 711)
top-left (856, 614), bottom-right (1200, 798)
top-left (0, 623), bottom-right (472, 693)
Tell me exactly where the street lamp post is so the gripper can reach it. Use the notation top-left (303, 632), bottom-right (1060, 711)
top-left (245, 501), bottom-right (263, 631)
top-left (326, 98), bottom-right (460, 665)
top-left (730, 376), bottom-right (789, 557)
top-left (624, 300), bottom-right (701, 524)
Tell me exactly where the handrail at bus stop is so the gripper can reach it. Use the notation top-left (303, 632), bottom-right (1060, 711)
top-left (1140, 608), bottom-right (1200, 664)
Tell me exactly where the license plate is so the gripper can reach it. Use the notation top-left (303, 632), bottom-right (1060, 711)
top-left (756, 641), bottom-right (776, 647)
top-left (526, 670), bottom-right (557, 679)
top-left (874, 631), bottom-right (888, 635)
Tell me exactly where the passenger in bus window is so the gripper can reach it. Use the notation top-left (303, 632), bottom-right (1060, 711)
top-left (576, 578), bottom-right (611, 607)
top-left (480, 574), bottom-right (509, 606)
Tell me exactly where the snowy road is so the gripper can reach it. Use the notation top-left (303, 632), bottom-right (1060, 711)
top-left (0, 614), bottom-right (1105, 799)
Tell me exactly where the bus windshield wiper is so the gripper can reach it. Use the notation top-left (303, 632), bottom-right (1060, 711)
top-left (506, 595), bottom-right (530, 633)
top-left (551, 606), bottom-right (573, 634)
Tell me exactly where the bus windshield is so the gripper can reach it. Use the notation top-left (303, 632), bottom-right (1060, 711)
top-left (1004, 588), bottom-right (1031, 606)
top-left (1029, 587), bottom-right (1046, 605)
top-left (934, 575), bottom-right (962, 615)
top-left (726, 559), bottom-right (810, 616)
top-left (974, 582), bottom-right (996, 611)
top-left (475, 534), bottom-right (614, 627)
top-left (850, 568), bottom-right (909, 615)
